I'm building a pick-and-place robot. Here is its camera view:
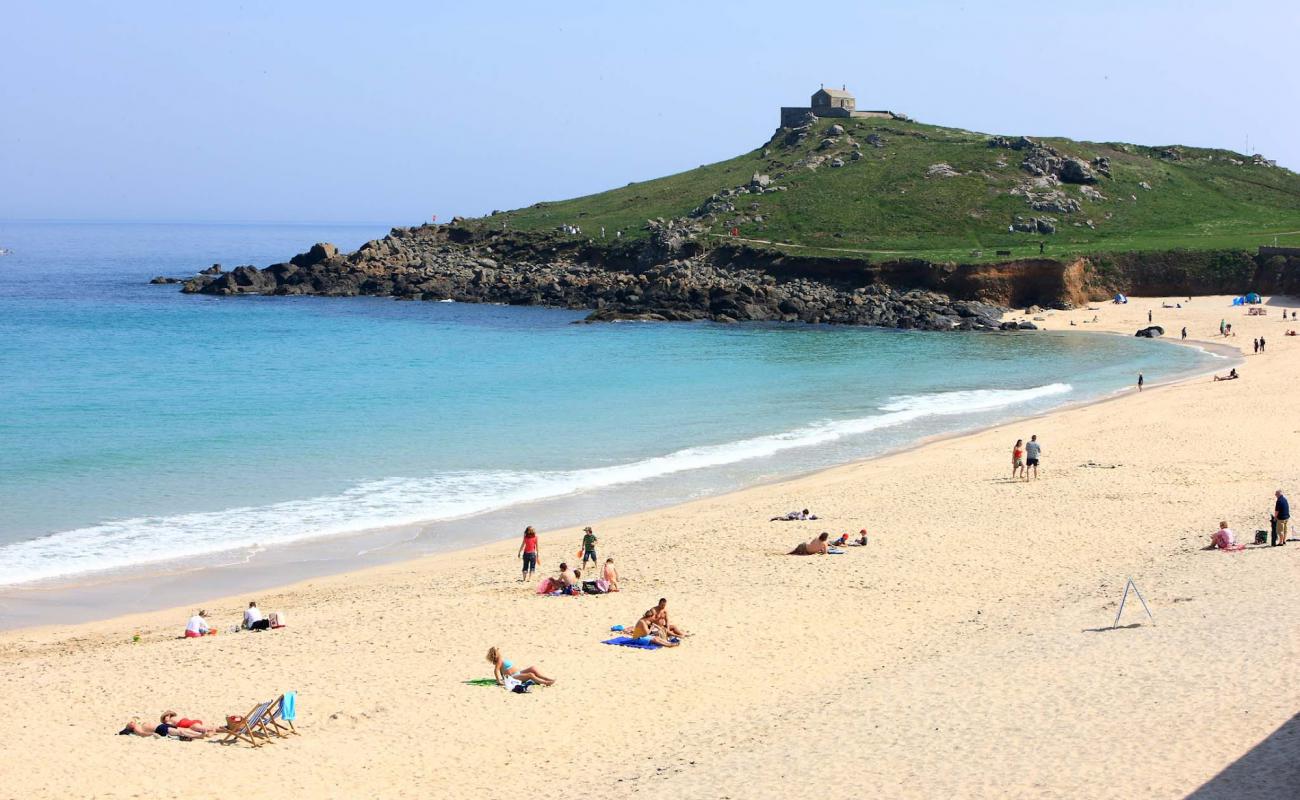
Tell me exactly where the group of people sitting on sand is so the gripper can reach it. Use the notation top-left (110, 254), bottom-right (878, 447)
top-left (788, 529), bottom-right (868, 555)
top-left (623, 598), bottom-right (687, 648)
top-left (183, 602), bottom-right (280, 638)
top-left (119, 710), bottom-right (219, 741)
top-left (523, 525), bottom-right (621, 595)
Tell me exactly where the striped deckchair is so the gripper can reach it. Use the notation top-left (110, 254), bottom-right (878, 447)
top-left (218, 700), bottom-right (276, 747)
top-left (264, 692), bottom-right (299, 737)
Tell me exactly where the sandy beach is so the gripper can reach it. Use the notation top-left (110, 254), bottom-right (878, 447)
top-left (2, 295), bottom-right (1297, 799)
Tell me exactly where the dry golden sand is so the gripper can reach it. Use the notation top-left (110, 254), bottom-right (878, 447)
top-left (1, 296), bottom-right (1297, 800)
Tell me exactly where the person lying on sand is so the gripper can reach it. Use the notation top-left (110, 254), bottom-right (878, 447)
top-left (789, 532), bottom-right (830, 555)
top-left (770, 508), bottom-right (817, 521)
top-left (119, 717), bottom-right (206, 740)
top-left (602, 558), bottom-right (620, 592)
top-left (159, 710), bottom-right (216, 736)
top-left (1205, 521), bottom-right (1241, 550)
top-left (1212, 369), bottom-right (1239, 381)
top-left (487, 646), bottom-right (555, 686)
top-left (629, 610), bottom-right (679, 647)
top-left (647, 597), bottom-right (687, 637)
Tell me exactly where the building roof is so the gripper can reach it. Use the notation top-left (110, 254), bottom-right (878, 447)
top-left (815, 87), bottom-right (854, 98)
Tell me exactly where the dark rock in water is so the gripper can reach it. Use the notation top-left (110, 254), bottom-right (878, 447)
top-left (1135, 325), bottom-right (1164, 338)
top-left (200, 264), bottom-right (223, 275)
top-left (149, 276), bottom-right (182, 284)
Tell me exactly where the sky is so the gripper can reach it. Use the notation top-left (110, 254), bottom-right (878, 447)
top-left (2, 0), bottom-right (1298, 224)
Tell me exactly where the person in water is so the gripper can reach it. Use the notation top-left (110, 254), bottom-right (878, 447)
top-left (517, 526), bottom-right (539, 582)
top-left (487, 646), bottom-right (555, 686)
top-left (789, 532), bottom-right (831, 555)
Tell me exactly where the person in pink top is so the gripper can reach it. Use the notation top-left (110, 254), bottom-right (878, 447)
top-left (1207, 521), bottom-right (1238, 550)
top-left (517, 526), bottom-right (539, 582)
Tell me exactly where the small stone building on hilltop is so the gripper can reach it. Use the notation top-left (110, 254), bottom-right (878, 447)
top-left (780, 85), bottom-right (897, 128)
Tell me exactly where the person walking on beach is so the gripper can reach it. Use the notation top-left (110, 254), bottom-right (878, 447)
top-left (1137, 372), bottom-right (1144, 392)
top-left (1011, 439), bottom-right (1025, 480)
top-left (1181, 327), bottom-right (1187, 340)
top-left (580, 526), bottom-right (599, 569)
top-left (1148, 309), bottom-right (1153, 323)
top-left (1254, 338), bottom-right (1260, 354)
top-left (1273, 490), bottom-right (1289, 546)
top-left (1024, 435), bottom-right (1042, 481)
top-left (1259, 336), bottom-right (1266, 353)
top-left (518, 526), bottom-right (540, 582)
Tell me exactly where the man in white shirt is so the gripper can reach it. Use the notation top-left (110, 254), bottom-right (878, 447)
top-left (244, 601), bottom-right (269, 631)
top-left (184, 610), bottom-right (210, 638)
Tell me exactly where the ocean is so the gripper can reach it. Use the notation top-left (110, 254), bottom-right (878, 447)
top-left (0, 221), bottom-right (1217, 597)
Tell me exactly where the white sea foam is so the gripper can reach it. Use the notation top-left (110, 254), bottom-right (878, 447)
top-left (0, 383), bottom-right (1071, 586)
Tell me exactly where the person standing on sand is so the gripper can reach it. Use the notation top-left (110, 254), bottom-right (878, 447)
top-left (1181, 327), bottom-right (1187, 340)
top-left (1012, 439), bottom-right (1025, 480)
top-left (580, 526), bottom-right (598, 569)
top-left (1260, 336), bottom-right (1266, 353)
top-left (1254, 338), bottom-right (1260, 354)
top-left (1149, 309), bottom-right (1153, 323)
top-left (1024, 435), bottom-right (1042, 480)
top-left (1137, 373), bottom-right (1144, 392)
top-left (517, 526), bottom-right (539, 582)
top-left (1273, 490), bottom-right (1289, 546)
top-left (602, 558), bottom-right (620, 592)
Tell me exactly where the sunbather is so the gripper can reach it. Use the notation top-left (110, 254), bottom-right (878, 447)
top-left (1212, 368), bottom-right (1239, 381)
top-left (789, 532), bottom-right (831, 555)
top-left (602, 558), bottom-right (620, 592)
top-left (629, 610), bottom-right (678, 647)
top-left (487, 646), bottom-right (555, 686)
top-left (647, 597), bottom-right (686, 637)
top-left (770, 508), bottom-right (817, 521)
top-left (118, 718), bottom-right (206, 740)
top-left (160, 710), bottom-right (216, 736)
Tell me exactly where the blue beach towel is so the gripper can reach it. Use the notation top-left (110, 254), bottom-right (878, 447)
top-left (280, 691), bottom-right (296, 722)
top-left (602, 636), bottom-right (662, 650)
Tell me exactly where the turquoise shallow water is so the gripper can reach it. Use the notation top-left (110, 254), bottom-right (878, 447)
top-left (0, 221), bottom-right (1217, 587)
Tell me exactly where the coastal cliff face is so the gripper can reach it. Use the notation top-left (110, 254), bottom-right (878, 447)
top-left (175, 223), bottom-right (1300, 329)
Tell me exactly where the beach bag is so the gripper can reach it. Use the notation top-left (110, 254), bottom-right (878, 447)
top-left (1255, 530), bottom-right (1268, 545)
top-left (503, 676), bottom-right (529, 694)
top-left (269, 611), bottom-right (286, 628)
top-left (582, 580), bottom-right (605, 595)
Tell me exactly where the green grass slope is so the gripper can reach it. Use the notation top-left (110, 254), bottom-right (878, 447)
top-left (471, 117), bottom-right (1300, 263)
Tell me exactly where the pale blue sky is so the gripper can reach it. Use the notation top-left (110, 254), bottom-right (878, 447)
top-left (2, 1), bottom-right (1297, 224)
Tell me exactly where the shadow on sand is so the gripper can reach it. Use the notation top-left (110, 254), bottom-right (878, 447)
top-left (1185, 712), bottom-right (1300, 798)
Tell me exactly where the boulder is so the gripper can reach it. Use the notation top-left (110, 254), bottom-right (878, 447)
top-left (1059, 158), bottom-right (1096, 184)
top-left (290, 242), bottom-right (339, 268)
top-left (830, 158), bottom-right (845, 168)
top-left (927, 163), bottom-right (960, 178)
top-left (827, 124), bottom-right (845, 136)
top-left (1035, 218), bottom-right (1057, 234)
top-left (1135, 326), bottom-right (1164, 338)
top-left (200, 264), bottom-right (223, 275)
top-left (149, 276), bottom-right (181, 284)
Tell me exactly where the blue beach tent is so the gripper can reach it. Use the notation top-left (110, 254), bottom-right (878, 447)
top-left (1113, 293), bottom-right (1128, 304)
top-left (1246, 292), bottom-right (1262, 304)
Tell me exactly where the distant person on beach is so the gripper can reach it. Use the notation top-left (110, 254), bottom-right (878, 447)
top-left (1259, 336), bottom-right (1266, 353)
top-left (1273, 490), bottom-right (1289, 546)
top-left (629, 610), bottom-right (679, 647)
top-left (1206, 521), bottom-right (1238, 550)
top-left (1025, 435), bottom-right (1042, 480)
top-left (184, 610), bottom-right (211, 638)
top-left (244, 601), bottom-right (269, 631)
top-left (487, 646), bottom-right (555, 686)
top-left (580, 526), bottom-right (599, 568)
top-left (1213, 369), bottom-right (1239, 381)
top-left (1012, 439), bottom-right (1025, 479)
top-left (518, 526), bottom-right (539, 582)
top-left (648, 598), bottom-right (686, 637)
top-left (119, 718), bottom-right (206, 740)
top-left (602, 558), bottom-right (620, 592)
top-left (160, 710), bottom-right (217, 736)
top-left (1181, 327), bottom-right (1187, 340)
top-left (771, 509), bottom-right (817, 521)
top-left (1148, 310), bottom-right (1153, 323)
top-left (1254, 338), bottom-right (1259, 354)
top-left (556, 562), bottom-right (577, 590)
top-left (1137, 373), bottom-right (1144, 392)
top-left (789, 532), bottom-right (831, 555)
